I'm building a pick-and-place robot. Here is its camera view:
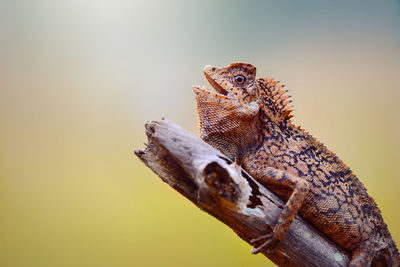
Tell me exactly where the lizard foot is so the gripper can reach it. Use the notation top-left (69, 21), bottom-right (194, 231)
top-left (250, 233), bottom-right (280, 254)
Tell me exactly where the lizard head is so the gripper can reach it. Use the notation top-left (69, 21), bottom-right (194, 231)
top-left (192, 63), bottom-right (259, 111)
top-left (202, 62), bottom-right (294, 122)
top-left (202, 63), bottom-right (258, 102)
top-left (192, 63), bottom-right (295, 159)
top-left (193, 63), bottom-right (260, 160)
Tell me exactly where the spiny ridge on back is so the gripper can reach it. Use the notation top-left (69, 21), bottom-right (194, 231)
top-left (256, 78), bottom-right (293, 120)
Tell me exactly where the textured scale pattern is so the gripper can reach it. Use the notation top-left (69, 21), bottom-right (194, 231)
top-left (193, 63), bottom-right (399, 267)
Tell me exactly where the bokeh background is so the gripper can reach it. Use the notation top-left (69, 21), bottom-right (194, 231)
top-left (0, 1), bottom-right (399, 266)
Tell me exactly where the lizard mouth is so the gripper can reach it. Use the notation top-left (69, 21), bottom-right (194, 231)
top-left (192, 85), bottom-right (225, 98)
top-left (203, 66), bottom-right (234, 98)
top-left (204, 73), bottom-right (231, 97)
top-left (192, 84), bottom-right (234, 100)
top-left (193, 67), bottom-right (234, 99)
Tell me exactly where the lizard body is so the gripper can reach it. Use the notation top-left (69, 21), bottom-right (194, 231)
top-left (193, 63), bottom-right (399, 266)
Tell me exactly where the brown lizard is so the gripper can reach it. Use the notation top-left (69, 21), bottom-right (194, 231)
top-left (193, 63), bottom-right (399, 266)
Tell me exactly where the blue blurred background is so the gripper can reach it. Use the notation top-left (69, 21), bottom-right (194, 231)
top-left (0, 1), bottom-right (399, 266)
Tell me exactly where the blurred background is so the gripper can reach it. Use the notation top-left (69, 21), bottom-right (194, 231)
top-left (0, 1), bottom-right (399, 266)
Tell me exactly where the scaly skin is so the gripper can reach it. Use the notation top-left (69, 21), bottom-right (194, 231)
top-left (193, 63), bottom-right (399, 266)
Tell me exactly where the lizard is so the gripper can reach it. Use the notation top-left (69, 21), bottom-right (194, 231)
top-left (192, 63), bottom-right (399, 266)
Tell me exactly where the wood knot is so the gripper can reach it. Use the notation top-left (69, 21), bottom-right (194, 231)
top-left (203, 162), bottom-right (240, 203)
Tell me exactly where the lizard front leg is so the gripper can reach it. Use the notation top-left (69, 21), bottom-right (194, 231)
top-left (249, 167), bottom-right (310, 254)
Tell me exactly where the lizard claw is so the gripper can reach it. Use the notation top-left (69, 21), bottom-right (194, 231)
top-left (250, 233), bottom-right (279, 254)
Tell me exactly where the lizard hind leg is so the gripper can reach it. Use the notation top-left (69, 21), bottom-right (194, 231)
top-left (249, 167), bottom-right (310, 254)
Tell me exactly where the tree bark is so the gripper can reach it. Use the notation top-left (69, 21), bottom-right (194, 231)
top-left (134, 118), bottom-right (350, 267)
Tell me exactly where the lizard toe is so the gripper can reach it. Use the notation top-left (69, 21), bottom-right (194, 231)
top-left (250, 233), bottom-right (280, 254)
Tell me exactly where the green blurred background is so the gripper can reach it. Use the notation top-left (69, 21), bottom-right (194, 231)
top-left (0, 1), bottom-right (399, 266)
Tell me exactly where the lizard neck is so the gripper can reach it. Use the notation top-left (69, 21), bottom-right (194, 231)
top-left (201, 110), bottom-right (262, 162)
top-left (258, 104), bottom-right (292, 141)
top-left (237, 111), bottom-right (288, 166)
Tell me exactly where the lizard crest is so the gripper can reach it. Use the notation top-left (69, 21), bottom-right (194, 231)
top-left (255, 78), bottom-right (294, 122)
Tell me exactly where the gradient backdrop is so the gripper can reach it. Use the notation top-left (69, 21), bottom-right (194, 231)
top-left (1, 1), bottom-right (399, 266)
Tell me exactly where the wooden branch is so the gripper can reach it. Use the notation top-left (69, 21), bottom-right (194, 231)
top-left (134, 118), bottom-right (350, 267)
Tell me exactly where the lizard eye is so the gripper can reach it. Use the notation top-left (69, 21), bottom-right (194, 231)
top-left (234, 75), bottom-right (246, 85)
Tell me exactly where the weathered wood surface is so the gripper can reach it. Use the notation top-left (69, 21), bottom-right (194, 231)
top-left (135, 118), bottom-right (350, 267)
